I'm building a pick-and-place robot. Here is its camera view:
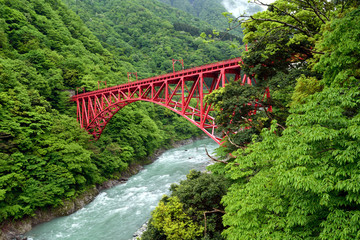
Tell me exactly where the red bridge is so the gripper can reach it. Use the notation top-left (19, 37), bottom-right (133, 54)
top-left (71, 58), bottom-right (253, 144)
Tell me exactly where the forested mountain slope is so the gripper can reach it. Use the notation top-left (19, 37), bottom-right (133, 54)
top-left (0, 0), bottom-right (241, 228)
top-left (157, 0), bottom-right (225, 26)
top-left (61, 0), bottom-right (242, 160)
top-left (0, 0), bottom-right (121, 223)
top-left (158, 0), bottom-right (226, 18)
top-left (156, 0), bottom-right (244, 37)
top-left (63, 0), bottom-right (242, 79)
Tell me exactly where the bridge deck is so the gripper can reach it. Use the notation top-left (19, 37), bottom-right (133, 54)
top-left (72, 58), bottom-right (247, 144)
top-left (72, 57), bottom-right (243, 100)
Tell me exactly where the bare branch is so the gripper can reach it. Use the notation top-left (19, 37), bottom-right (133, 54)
top-left (219, 22), bottom-right (243, 41)
top-left (306, 0), bottom-right (330, 22)
top-left (0, 133), bottom-right (12, 139)
top-left (317, 148), bottom-right (335, 154)
top-left (252, 26), bottom-right (292, 48)
top-left (223, 131), bottom-right (245, 149)
top-left (203, 208), bottom-right (226, 237)
top-left (291, 0), bottom-right (327, 23)
top-left (205, 147), bottom-right (239, 165)
top-left (253, 0), bottom-right (271, 7)
top-left (242, 117), bottom-right (262, 132)
top-left (221, 18), bottom-right (246, 38)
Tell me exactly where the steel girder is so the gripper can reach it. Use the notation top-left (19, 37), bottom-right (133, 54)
top-left (72, 58), bottom-right (251, 144)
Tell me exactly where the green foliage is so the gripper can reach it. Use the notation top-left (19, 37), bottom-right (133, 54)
top-left (315, 7), bottom-right (360, 87)
top-left (95, 103), bottom-right (164, 160)
top-left (218, 6), bottom-right (360, 240)
top-left (290, 75), bottom-right (323, 106)
top-left (152, 196), bottom-right (204, 240)
top-left (171, 170), bottom-right (229, 212)
top-left (205, 0), bottom-right (331, 151)
top-left (62, 0), bottom-right (241, 78)
top-left (1, 0), bottom-right (237, 223)
top-left (205, 64), bottom-right (311, 151)
top-left (0, 0), bottom-right (122, 92)
top-left (239, 0), bottom-right (342, 80)
top-left (0, 88), bottom-right (96, 220)
top-left (144, 171), bottom-right (230, 240)
top-left (206, 82), bottom-right (270, 130)
top-left (141, 218), bottom-right (167, 240)
top-left (157, 0), bottom-right (244, 38)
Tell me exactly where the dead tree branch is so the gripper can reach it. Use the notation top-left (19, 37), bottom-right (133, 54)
top-left (205, 147), bottom-right (238, 165)
top-left (203, 208), bottom-right (226, 237)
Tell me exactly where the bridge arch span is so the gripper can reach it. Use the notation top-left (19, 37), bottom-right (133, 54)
top-left (72, 58), bottom-right (252, 144)
top-left (85, 98), bottom-right (220, 143)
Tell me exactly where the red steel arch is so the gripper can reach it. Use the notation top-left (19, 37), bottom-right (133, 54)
top-left (71, 58), bottom-right (252, 144)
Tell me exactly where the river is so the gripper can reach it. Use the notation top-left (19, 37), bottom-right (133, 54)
top-left (25, 138), bottom-right (218, 240)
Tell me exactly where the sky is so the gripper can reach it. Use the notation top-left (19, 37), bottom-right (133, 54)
top-left (221, 0), bottom-right (275, 16)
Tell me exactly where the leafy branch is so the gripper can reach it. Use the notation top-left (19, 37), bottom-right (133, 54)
top-left (249, 16), bottom-right (314, 37)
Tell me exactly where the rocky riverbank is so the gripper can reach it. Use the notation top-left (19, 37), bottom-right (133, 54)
top-left (0, 135), bottom-right (206, 240)
top-left (132, 221), bottom-right (148, 240)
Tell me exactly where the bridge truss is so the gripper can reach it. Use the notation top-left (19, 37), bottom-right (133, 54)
top-left (72, 57), bottom-right (252, 144)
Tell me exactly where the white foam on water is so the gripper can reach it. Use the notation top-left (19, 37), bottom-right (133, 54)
top-left (109, 206), bottom-right (130, 214)
top-left (55, 232), bottom-right (65, 238)
top-left (83, 191), bottom-right (113, 210)
top-left (156, 174), bottom-right (170, 179)
top-left (70, 223), bottom-right (81, 229)
top-left (25, 138), bottom-right (218, 240)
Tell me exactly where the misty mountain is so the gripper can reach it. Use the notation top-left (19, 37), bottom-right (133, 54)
top-left (156, 0), bottom-right (244, 37)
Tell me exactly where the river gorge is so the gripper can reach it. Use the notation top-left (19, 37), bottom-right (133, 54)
top-left (25, 139), bottom-right (217, 240)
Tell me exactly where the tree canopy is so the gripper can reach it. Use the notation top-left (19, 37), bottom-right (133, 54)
top-left (143, 170), bottom-right (230, 240)
top-left (157, 0), bottom-right (244, 38)
top-left (0, 0), bottom-right (240, 224)
top-left (206, 1), bottom-right (360, 239)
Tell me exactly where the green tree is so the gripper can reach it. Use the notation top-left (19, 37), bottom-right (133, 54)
top-left (152, 196), bottom-right (204, 240)
top-left (144, 171), bottom-right (230, 239)
top-left (233, 0), bottom-right (346, 80)
top-left (219, 6), bottom-right (360, 239)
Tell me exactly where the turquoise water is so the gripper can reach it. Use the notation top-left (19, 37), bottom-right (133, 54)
top-left (26, 138), bottom-right (217, 240)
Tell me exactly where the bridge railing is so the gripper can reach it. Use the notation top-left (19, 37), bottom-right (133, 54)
top-left (72, 57), bottom-right (243, 99)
